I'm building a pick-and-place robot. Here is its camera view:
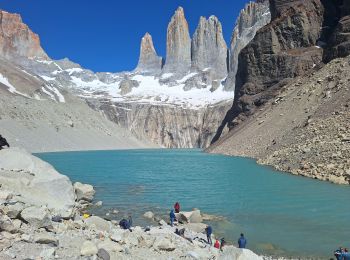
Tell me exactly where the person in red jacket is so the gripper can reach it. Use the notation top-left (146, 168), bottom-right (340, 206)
top-left (174, 202), bottom-right (180, 213)
top-left (214, 239), bottom-right (220, 249)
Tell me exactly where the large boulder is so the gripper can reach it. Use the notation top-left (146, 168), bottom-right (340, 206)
top-left (0, 215), bottom-right (18, 233)
top-left (176, 210), bottom-right (203, 223)
top-left (219, 247), bottom-right (263, 260)
top-left (80, 240), bottom-right (98, 256)
top-left (20, 206), bottom-right (51, 229)
top-left (6, 202), bottom-right (25, 219)
top-left (84, 216), bottom-right (112, 232)
top-left (0, 148), bottom-right (75, 216)
top-left (74, 182), bottom-right (95, 202)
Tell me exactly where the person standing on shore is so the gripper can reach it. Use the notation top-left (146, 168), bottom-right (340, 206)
top-left (343, 248), bottom-right (350, 260)
top-left (170, 209), bottom-right (176, 227)
top-left (238, 233), bottom-right (247, 248)
top-left (174, 202), bottom-right (180, 213)
top-left (205, 225), bottom-right (212, 245)
top-left (334, 247), bottom-right (344, 260)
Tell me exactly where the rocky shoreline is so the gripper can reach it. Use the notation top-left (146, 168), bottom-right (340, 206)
top-left (0, 148), bottom-right (262, 260)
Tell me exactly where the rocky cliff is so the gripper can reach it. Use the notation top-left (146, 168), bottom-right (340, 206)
top-left (209, 0), bottom-right (350, 184)
top-left (224, 1), bottom-right (271, 91)
top-left (162, 7), bottom-right (191, 75)
top-left (191, 16), bottom-right (228, 79)
top-left (135, 33), bottom-right (163, 74)
top-left (0, 10), bottom-right (48, 59)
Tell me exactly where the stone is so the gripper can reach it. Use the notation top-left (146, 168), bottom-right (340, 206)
top-left (135, 33), bottom-right (163, 74)
top-left (34, 233), bottom-right (58, 246)
top-left (40, 248), bottom-right (56, 259)
top-left (162, 7), bottom-right (191, 74)
top-left (0, 215), bottom-right (18, 233)
top-left (0, 190), bottom-right (13, 201)
top-left (191, 15), bottom-right (227, 79)
top-left (73, 182), bottom-right (95, 202)
top-left (97, 248), bottom-right (110, 260)
top-left (110, 232), bottom-right (122, 242)
top-left (98, 240), bottom-right (123, 253)
top-left (153, 237), bottom-right (176, 251)
top-left (158, 220), bottom-right (167, 226)
top-left (85, 216), bottom-right (112, 232)
top-left (183, 223), bottom-right (207, 233)
top-left (143, 211), bottom-right (154, 219)
top-left (7, 202), bottom-right (25, 219)
top-left (80, 240), bottom-right (98, 256)
top-left (0, 148), bottom-right (75, 216)
top-left (20, 206), bottom-right (51, 229)
top-left (95, 201), bottom-right (103, 207)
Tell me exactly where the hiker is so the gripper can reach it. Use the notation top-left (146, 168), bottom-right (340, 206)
top-left (119, 215), bottom-right (133, 231)
top-left (0, 135), bottom-right (9, 150)
top-left (205, 225), bottom-right (213, 245)
top-left (214, 239), bottom-right (220, 249)
top-left (344, 248), bottom-right (350, 260)
top-left (238, 233), bottom-right (247, 248)
top-left (170, 209), bottom-right (176, 227)
top-left (334, 247), bottom-right (344, 260)
top-left (174, 202), bottom-right (180, 213)
top-left (220, 238), bottom-right (226, 251)
top-left (175, 228), bottom-right (185, 237)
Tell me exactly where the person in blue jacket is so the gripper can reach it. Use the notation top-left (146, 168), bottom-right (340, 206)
top-left (170, 209), bottom-right (176, 227)
top-left (238, 233), bottom-right (247, 248)
top-left (343, 248), bottom-right (350, 260)
top-left (334, 247), bottom-right (344, 260)
top-left (205, 225), bottom-right (213, 245)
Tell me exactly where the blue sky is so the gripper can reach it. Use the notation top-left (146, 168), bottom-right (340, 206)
top-left (0, 0), bottom-right (249, 72)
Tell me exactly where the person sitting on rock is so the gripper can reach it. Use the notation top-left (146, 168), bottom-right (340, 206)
top-left (170, 209), bottom-right (176, 227)
top-left (119, 215), bottom-right (133, 231)
top-left (174, 202), bottom-right (180, 213)
top-left (0, 135), bottom-right (10, 150)
top-left (238, 233), bottom-right (247, 248)
top-left (205, 225), bottom-right (213, 245)
top-left (175, 228), bottom-right (185, 237)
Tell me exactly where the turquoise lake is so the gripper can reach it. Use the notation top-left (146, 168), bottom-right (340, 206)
top-left (36, 149), bottom-right (350, 259)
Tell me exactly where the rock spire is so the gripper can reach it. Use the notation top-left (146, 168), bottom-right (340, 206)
top-left (135, 32), bottom-right (162, 73)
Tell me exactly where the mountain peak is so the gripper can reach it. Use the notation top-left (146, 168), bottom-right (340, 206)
top-left (135, 32), bottom-right (162, 73)
top-left (0, 10), bottom-right (48, 60)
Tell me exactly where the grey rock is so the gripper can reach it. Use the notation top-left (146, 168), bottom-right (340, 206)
top-left (119, 79), bottom-right (139, 95)
top-left (84, 216), bottom-right (112, 232)
top-left (163, 7), bottom-right (191, 75)
top-left (0, 215), bottom-right (18, 233)
top-left (97, 248), bottom-right (110, 260)
top-left (7, 202), bottom-right (25, 219)
top-left (40, 248), bottom-right (56, 259)
top-left (34, 232), bottom-right (58, 246)
top-left (80, 240), bottom-right (98, 256)
top-left (74, 182), bottom-right (95, 202)
top-left (135, 33), bottom-right (162, 74)
top-left (191, 16), bottom-right (227, 79)
top-left (143, 211), bottom-right (154, 219)
top-left (20, 206), bottom-right (51, 229)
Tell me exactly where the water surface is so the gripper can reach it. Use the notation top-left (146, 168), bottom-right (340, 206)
top-left (36, 149), bottom-right (350, 259)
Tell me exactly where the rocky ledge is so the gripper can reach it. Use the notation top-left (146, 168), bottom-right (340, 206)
top-left (0, 148), bottom-right (261, 259)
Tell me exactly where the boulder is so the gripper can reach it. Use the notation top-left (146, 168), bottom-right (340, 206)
top-left (219, 247), bottom-right (263, 260)
top-left (0, 148), bottom-right (75, 216)
top-left (98, 240), bottom-right (123, 253)
top-left (110, 232), bottom-right (122, 243)
top-left (20, 206), bottom-right (51, 229)
top-left (34, 232), bottom-right (58, 246)
top-left (143, 211), bottom-right (154, 219)
top-left (183, 223), bottom-right (207, 233)
top-left (84, 216), bottom-right (112, 232)
top-left (74, 182), bottom-right (95, 202)
top-left (0, 190), bottom-right (13, 202)
top-left (189, 210), bottom-right (203, 223)
top-left (7, 202), bottom-right (25, 219)
top-left (176, 210), bottom-right (202, 223)
top-left (40, 248), bottom-right (56, 259)
top-left (97, 248), bottom-right (110, 260)
top-left (80, 240), bottom-right (98, 256)
top-left (153, 237), bottom-right (176, 252)
top-left (0, 215), bottom-right (18, 233)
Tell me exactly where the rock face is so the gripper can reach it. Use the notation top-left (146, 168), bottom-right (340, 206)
top-left (0, 148), bottom-right (75, 216)
top-left (224, 0), bottom-right (271, 91)
top-left (92, 100), bottom-right (232, 148)
top-left (163, 7), bottom-right (191, 74)
top-left (191, 16), bottom-right (227, 79)
top-left (229, 0), bottom-right (324, 126)
top-left (323, 0), bottom-right (350, 61)
top-left (0, 10), bottom-right (48, 59)
top-left (135, 33), bottom-right (163, 74)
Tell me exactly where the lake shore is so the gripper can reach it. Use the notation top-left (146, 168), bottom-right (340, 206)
top-left (0, 148), bottom-right (262, 260)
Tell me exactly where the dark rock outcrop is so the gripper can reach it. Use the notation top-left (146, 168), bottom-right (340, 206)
top-left (191, 16), bottom-right (227, 79)
top-left (228, 0), bottom-right (325, 127)
top-left (0, 10), bottom-right (48, 59)
top-left (162, 7), bottom-right (191, 75)
top-left (135, 33), bottom-right (163, 74)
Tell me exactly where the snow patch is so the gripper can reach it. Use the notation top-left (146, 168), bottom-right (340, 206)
top-left (0, 73), bottom-right (30, 98)
top-left (176, 73), bottom-right (198, 84)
